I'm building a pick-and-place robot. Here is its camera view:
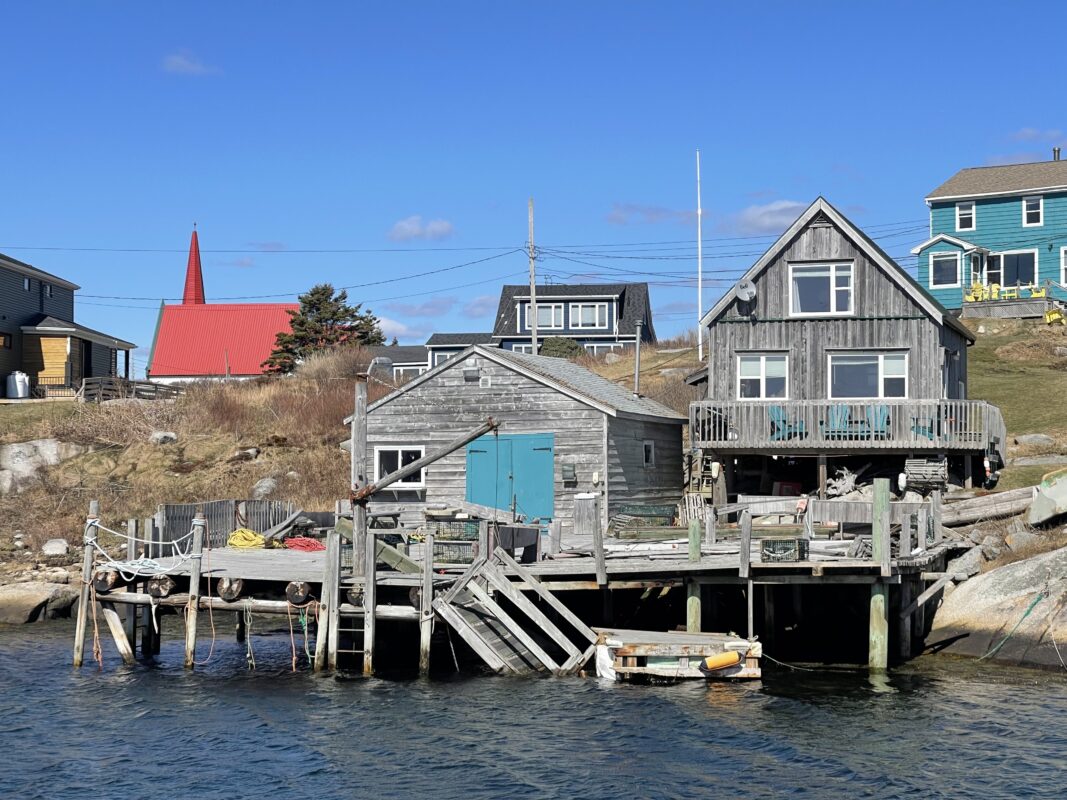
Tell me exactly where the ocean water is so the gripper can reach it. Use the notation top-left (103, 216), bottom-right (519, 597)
top-left (1, 620), bottom-right (1065, 800)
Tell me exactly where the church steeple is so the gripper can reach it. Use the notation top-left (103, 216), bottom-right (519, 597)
top-left (182, 225), bottom-right (206, 304)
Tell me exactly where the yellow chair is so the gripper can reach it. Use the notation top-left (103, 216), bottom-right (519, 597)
top-left (989, 283), bottom-right (1001, 300)
top-left (1045, 308), bottom-right (1066, 326)
top-left (1029, 284), bottom-right (1047, 299)
top-left (1001, 285), bottom-right (1019, 300)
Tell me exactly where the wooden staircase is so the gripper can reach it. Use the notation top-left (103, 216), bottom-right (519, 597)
top-left (434, 549), bottom-right (597, 675)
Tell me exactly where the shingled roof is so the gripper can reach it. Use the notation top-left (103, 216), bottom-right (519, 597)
top-left (927, 160), bottom-right (1067, 201)
top-left (367, 344), bottom-right (685, 422)
top-left (425, 332), bottom-right (494, 346)
top-left (491, 283), bottom-right (654, 340)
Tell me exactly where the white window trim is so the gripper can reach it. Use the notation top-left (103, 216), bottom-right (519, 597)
top-left (826, 352), bottom-right (909, 400)
top-left (788, 261), bottom-right (854, 318)
top-left (970, 253), bottom-right (983, 286)
top-left (929, 251), bottom-right (961, 289)
top-left (955, 201), bottom-right (975, 232)
top-left (517, 302), bottom-right (564, 331)
top-left (373, 445), bottom-right (426, 489)
top-left (584, 342), bottom-right (624, 355)
top-left (22, 277), bottom-right (31, 291)
top-left (393, 365), bottom-right (427, 380)
top-left (433, 351), bottom-right (454, 366)
top-left (1061, 246), bottom-right (1067, 285)
top-left (985, 248), bottom-right (1039, 287)
top-left (512, 343), bottom-right (534, 354)
top-left (569, 301), bottom-right (610, 329)
top-left (1022, 195), bottom-right (1044, 228)
top-left (642, 440), bottom-right (656, 468)
top-left (736, 353), bottom-right (789, 401)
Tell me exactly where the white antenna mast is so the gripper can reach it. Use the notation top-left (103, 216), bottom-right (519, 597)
top-left (696, 149), bottom-right (704, 360)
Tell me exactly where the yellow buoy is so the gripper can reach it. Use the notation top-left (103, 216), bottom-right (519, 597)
top-left (700, 651), bottom-right (743, 672)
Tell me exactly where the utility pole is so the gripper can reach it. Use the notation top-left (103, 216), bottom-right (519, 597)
top-left (528, 197), bottom-right (538, 354)
top-left (696, 149), bottom-right (704, 361)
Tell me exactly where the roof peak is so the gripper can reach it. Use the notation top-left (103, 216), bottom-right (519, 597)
top-left (182, 228), bottom-right (205, 305)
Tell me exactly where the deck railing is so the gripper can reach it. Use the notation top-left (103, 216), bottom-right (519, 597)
top-left (80, 377), bottom-right (184, 403)
top-left (690, 398), bottom-right (1006, 454)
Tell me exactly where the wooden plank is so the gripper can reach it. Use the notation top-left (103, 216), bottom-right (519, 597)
top-left (465, 581), bottom-right (557, 672)
top-left (480, 562), bottom-right (581, 660)
top-left (494, 548), bottom-right (598, 644)
top-left (100, 601), bottom-right (136, 665)
top-left (899, 573), bottom-right (954, 619)
top-left (376, 539), bottom-right (421, 574)
top-left (432, 599), bottom-right (510, 673)
top-left (560, 642), bottom-right (595, 675)
top-left (363, 530), bottom-right (376, 676)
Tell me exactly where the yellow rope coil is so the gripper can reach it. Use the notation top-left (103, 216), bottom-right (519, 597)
top-left (228, 528), bottom-right (266, 548)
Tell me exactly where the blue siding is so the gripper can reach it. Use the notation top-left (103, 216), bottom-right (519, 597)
top-left (919, 191), bottom-right (1067, 307)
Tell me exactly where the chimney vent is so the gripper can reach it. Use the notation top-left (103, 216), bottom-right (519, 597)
top-left (1055, 147), bottom-right (1062, 162)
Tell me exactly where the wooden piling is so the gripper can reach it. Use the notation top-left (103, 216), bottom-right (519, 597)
top-left (705, 508), bottom-right (717, 545)
top-left (183, 512), bottom-right (205, 669)
top-left (738, 509), bottom-right (752, 579)
top-left (101, 602), bottom-right (136, 665)
top-left (686, 518), bottom-right (701, 632)
top-left (869, 582), bottom-right (889, 671)
top-left (547, 520), bottom-right (562, 556)
top-left (73, 500), bottom-right (99, 668)
top-left (141, 516), bottom-right (159, 656)
top-left (419, 532), bottom-right (434, 676)
top-left (930, 490), bottom-right (943, 544)
top-left (575, 494), bottom-right (606, 587)
top-left (872, 478), bottom-right (891, 577)
top-left (746, 578), bottom-right (754, 639)
top-left (363, 530), bottom-right (377, 676)
top-left (897, 578), bottom-right (913, 660)
top-left (124, 519), bottom-right (138, 649)
top-left (322, 530), bottom-right (340, 672)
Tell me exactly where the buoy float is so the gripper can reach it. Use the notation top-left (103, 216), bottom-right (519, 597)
top-left (698, 650), bottom-right (743, 675)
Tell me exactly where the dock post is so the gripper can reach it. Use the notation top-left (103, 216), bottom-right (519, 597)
top-left (124, 518), bottom-right (138, 651)
top-left (547, 520), bottom-right (562, 556)
top-left (142, 516), bottom-right (160, 656)
top-left (351, 377), bottom-right (369, 578)
top-left (419, 531), bottom-right (434, 675)
top-left (738, 509), bottom-right (752, 579)
top-left (363, 530), bottom-right (376, 677)
top-left (315, 530), bottom-right (337, 672)
top-left (746, 579), bottom-right (754, 639)
top-left (930, 490), bottom-right (943, 545)
top-left (705, 508), bottom-right (716, 545)
top-left (869, 581), bottom-right (889, 671)
top-left (183, 511), bottom-right (205, 669)
top-left (898, 577), bottom-right (913, 660)
top-left (872, 478), bottom-right (891, 578)
top-left (324, 530), bottom-right (340, 672)
top-left (686, 519), bottom-right (702, 632)
top-left (575, 494), bottom-right (606, 586)
top-left (73, 500), bottom-right (99, 668)
top-left (817, 454), bottom-right (828, 499)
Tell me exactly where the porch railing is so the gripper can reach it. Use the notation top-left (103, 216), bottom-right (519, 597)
top-left (689, 398), bottom-right (1005, 455)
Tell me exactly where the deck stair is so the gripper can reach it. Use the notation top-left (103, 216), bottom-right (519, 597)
top-left (433, 548), bottom-right (597, 675)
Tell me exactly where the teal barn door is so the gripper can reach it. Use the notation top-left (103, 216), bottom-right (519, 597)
top-left (465, 433), bottom-right (554, 520)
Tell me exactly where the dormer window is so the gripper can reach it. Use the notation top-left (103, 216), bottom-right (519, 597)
top-left (520, 303), bottom-right (564, 330)
top-left (789, 262), bottom-right (853, 316)
top-left (1023, 196), bottom-right (1043, 227)
top-left (570, 302), bottom-right (609, 329)
top-left (956, 201), bottom-right (975, 231)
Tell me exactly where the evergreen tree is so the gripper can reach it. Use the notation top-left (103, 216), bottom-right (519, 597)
top-left (538, 337), bottom-right (586, 359)
top-left (262, 283), bottom-right (385, 373)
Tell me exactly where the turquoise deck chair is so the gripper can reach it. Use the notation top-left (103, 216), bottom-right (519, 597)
top-left (867, 405), bottom-right (890, 439)
top-left (768, 405), bottom-right (806, 441)
top-left (820, 405), bottom-right (853, 439)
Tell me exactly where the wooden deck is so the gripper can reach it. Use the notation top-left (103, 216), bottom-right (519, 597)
top-left (690, 398), bottom-right (1006, 455)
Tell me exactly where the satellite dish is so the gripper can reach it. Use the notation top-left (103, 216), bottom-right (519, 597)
top-left (734, 280), bottom-right (757, 303)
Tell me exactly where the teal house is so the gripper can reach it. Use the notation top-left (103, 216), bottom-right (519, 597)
top-left (912, 152), bottom-right (1067, 311)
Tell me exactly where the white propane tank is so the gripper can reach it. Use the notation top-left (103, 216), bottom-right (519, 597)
top-left (6, 371), bottom-right (30, 399)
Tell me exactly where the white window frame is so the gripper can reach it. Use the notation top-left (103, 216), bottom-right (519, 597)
top-left (986, 248), bottom-right (1039, 287)
top-left (736, 353), bottom-right (789, 401)
top-left (518, 302), bottom-right (564, 331)
top-left (584, 342), bottom-right (624, 355)
top-left (569, 302), bottom-right (610, 329)
top-left (827, 351), bottom-right (909, 400)
top-left (642, 440), bottom-right (656, 468)
top-left (22, 277), bottom-right (30, 291)
top-left (1022, 195), bottom-right (1043, 228)
top-left (1061, 247), bottom-right (1067, 285)
top-left (511, 343), bottom-right (534, 354)
top-left (45, 284), bottom-right (53, 298)
top-left (955, 201), bottom-right (975, 232)
top-left (373, 445), bottom-right (426, 489)
top-left (788, 262), bottom-right (854, 317)
top-left (393, 365), bottom-right (427, 381)
top-left (432, 351), bottom-right (454, 366)
top-left (929, 252), bottom-right (961, 289)
top-left (970, 253), bottom-right (983, 286)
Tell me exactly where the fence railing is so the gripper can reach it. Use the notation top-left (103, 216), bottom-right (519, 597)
top-left (80, 377), bottom-right (184, 403)
top-left (690, 398), bottom-right (1005, 455)
top-left (30, 376), bottom-right (78, 398)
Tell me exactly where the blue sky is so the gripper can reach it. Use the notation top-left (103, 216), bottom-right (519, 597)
top-left (2, 2), bottom-right (1065, 374)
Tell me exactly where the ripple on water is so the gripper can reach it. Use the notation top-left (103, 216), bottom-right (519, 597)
top-left (1, 622), bottom-right (1065, 799)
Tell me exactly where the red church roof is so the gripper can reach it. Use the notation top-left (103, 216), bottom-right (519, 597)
top-left (147, 303), bottom-right (297, 377)
top-left (183, 228), bottom-right (206, 305)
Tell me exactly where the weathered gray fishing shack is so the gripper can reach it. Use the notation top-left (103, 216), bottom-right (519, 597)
top-left (689, 197), bottom-right (1007, 496)
top-left (358, 345), bottom-right (687, 532)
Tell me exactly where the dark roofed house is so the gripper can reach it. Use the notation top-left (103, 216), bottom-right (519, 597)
top-left (364, 344), bottom-right (430, 382)
top-left (362, 344), bottom-right (684, 532)
top-left (425, 332), bottom-right (494, 366)
top-left (0, 251), bottom-right (135, 397)
top-left (491, 283), bottom-right (655, 355)
top-left (912, 153), bottom-right (1067, 314)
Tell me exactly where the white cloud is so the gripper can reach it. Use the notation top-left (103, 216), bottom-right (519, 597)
top-left (462, 294), bottom-right (498, 318)
top-left (387, 215), bottom-right (455, 242)
top-left (1010, 127), bottom-right (1062, 142)
top-left (162, 50), bottom-right (219, 76)
top-left (385, 296), bottom-right (456, 318)
top-left (606, 203), bottom-right (695, 226)
top-left (377, 316), bottom-right (431, 342)
top-left (724, 199), bottom-right (807, 235)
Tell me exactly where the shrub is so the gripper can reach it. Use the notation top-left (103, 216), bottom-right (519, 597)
top-left (538, 337), bottom-right (585, 358)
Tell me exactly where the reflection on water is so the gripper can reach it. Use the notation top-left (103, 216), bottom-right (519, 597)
top-left (1, 620), bottom-right (1065, 799)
